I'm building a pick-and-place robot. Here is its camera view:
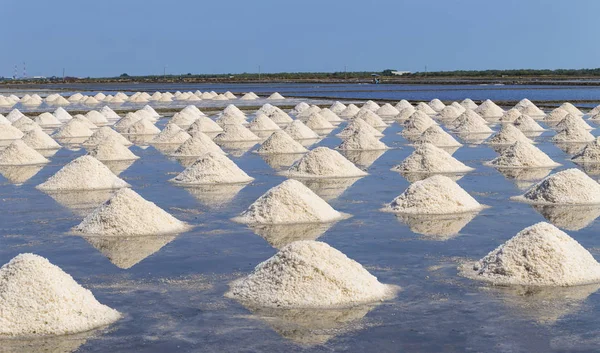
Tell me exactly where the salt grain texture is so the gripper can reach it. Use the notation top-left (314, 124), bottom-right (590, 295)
top-left (0, 140), bottom-right (49, 166)
top-left (517, 104), bottom-right (545, 117)
top-left (329, 101), bottom-right (347, 114)
top-left (487, 124), bottom-right (533, 145)
top-left (401, 111), bottom-right (437, 135)
top-left (268, 109), bottom-right (294, 124)
top-left (376, 103), bottom-right (400, 117)
top-left (474, 99), bottom-right (505, 118)
top-left (52, 119), bottom-right (94, 138)
top-left (113, 113), bottom-right (142, 132)
top-left (0, 124), bottom-right (24, 140)
top-left (297, 106), bottom-right (322, 119)
top-left (362, 100), bottom-right (381, 112)
top-left (514, 168), bottom-right (600, 205)
top-left (268, 92), bottom-right (285, 100)
top-left (85, 111), bottom-right (109, 126)
top-left (544, 108), bottom-right (570, 122)
top-left (513, 114), bottom-right (545, 132)
top-left (318, 108), bottom-right (343, 124)
top-left (554, 114), bottom-right (593, 131)
top-left (87, 140), bottom-right (139, 161)
top-left (305, 112), bottom-right (334, 130)
top-left (559, 102), bottom-right (584, 116)
top-left (552, 126), bottom-right (595, 143)
top-left (392, 143), bottom-right (473, 173)
top-left (291, 102), bottom-right (310, 115)
top-left (151, 123), bottom-right (191, 144)
top-left (437, 106), bottom-right (461, 120)
top-left (337, 118), bottom-right (384, 138)
top-left (416, 125), bottom-right (462, 147)
top-left (283, 147), bottom-right (367, 178)
top-left (12, 116), bottom-right (41, 132)
top-left (339, 104), bottom-right (360, 117)
top-left (216, 113), bottom-right (247, 126)
top-left (572, 137), bottom-right (600, 163)
top-left (123, 118), bottom-right (161, 135)
top-left (396, 107), bottom-right (416, 121)
top-left (171, 133), bottom-right (226, 157)
top-left (255, 131), bottom-right (308, 154)
top-left (84, 127), bottom-right (132, 146)
top-left (355, 109), bottom-right (388, 128)
top-left (214, 124), bottom-right (261, 142)
top-left (187, 116), bottom-right (224, 135)
top-left (248, 114), bottom-right (281, 131)
top-left (284, 120), bottom-right (320, 140)
top-left (33, 112), bottom-right (62, 127)
top-left (6, 109), bottom-right (26, 123)
top-left (415, 102), bottom-right (437, 115)
top-left (170, 152), bottom-right (254, 185)
top-left (499, 108), bottom-right (523, 123)
top-left (170, 112), bottom-right (199, 127)
top-left (395, 100), bottom-right (413, 110)
top-left (486, 141), bottom-right (560, 168)
top-left (452, 114), bottom-right (493, 134)
top-left (337, 129), bottom-right (388, 151)
top-left (22, 128), bottom-right (61, 150)
top-left (428, 99), bottom-right (446, 112)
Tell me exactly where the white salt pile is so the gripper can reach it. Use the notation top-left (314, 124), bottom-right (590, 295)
top-left (329, 101), bottom-right (347, 114)
top-left (214, 124), bottom-right (261, 142)
top-left (33, 112), bottom-right (62, 127)
top-left (486, 141), bottom-right (560, 168)
top-left (226, 240), bottom-right (395, 308)
top-left (22, 128), bottom-right (61, 150)
top-left (544, 108), bottom-right (570, 122)
top-left (255, 131), bottom-right (308, 154)
top-left (171, 133), bottom-right (225, 157)
top-left (6, 109), bottom-right (26, 123)
top-left (283, 147), bottom-right (367, 178)
top-left (338, 118), bottom-right (384, 138)
top-left (297, 105), bottom-right (322, 119)
top-left (451, 102), bottom-right (466, 114)
top-left (100, 106), bottom-right (121, 121)
top-left (13, 116), bottom-right (41, 132)
top-left (572, 137), bottom-right (600, 163)
top-left (437, 106), bottom-right (461, 120)
top-left (225, 91), bottom-right (237, 99)
top-left (514, 168), bottom-right (600, 204)
top-left (82, 96), bottom-right (100, 105)
top-left (284, 120), bottom-right (320, 140)
top-left (0, 253), bottom-right (121, 336)
top-left (555, 114), bottom-right (593, 131)
top-left (85, 111), bottom-right (109, 126)
top-left (305, 112), bottom-right (334, 130)
top-left (240, 93), bottom-right (258, 100)
top-left (401, 111), bottom-right (437, 135)
top-left (588, 104), bottom-right (600, 116)
top-left (170, 152), bottom-right (254, 185)
top-left (415, 102), bottom-right (437, 115)
top-left (123, 118), bottom-right (161, 135)
top-left (513, 114), bottom-right (545, 132)
top-left (74, 188), bottom-right (189, 236)
top-left (0, 140), bottom-right (49, 166)
top-left (428, 99), bottom-right (446, 112)
top-left (248, 114), bottom-right (281, 131)
top-left (337, 129), bottom-right (388, 151)
top-left (291, 102), bottom-right (310, 115)
top-left (474, 99), bottom-right (505, 118)
top-left (339, 104), bottom-right (360, 117)
top-left (233, 179), bottom-right (346, 224)
top-left (52, 119), bottom-right (94, 138)
top-left (223, 104), bottom-right (246, 117)
top-left (560, 102), bottom-right (584, 116)
top-left (113, 113), bottom-right (142, 132)
top-left (87, 139), bottom-right (139, 161)
top-left (216, 112), bottom-right (247, 126)
top-left (142, 105), bottom-right (160, 118)
top-left (355, 109), bottom-right (388, 128)
top-left (552, 126), bottom-right (595, 143)
top-left (487, 124), bottom-right (533, 145)
top-left (0, 124), bottom-right (25, 140)
top-left (68, 93), bottom-right (84, 102)
top-left (416, 125), bottom-right (462, 147)
top-left (36, 155), bottom-right (129, 191)
top-left (318, 108), bottom-right (343, 124)
top-left (517, 103), bottom-right (545, 117)
top-left (392, 143), bottom-right (474, 174)
top-left (84, 127), bottom-right (132, 146)
top-left (53, 107), bottom-right (73, 122)
top-left (376, 103), bottom-right (400, 117)
top-left (360, 100), bottom-right (379, 112)
top-left (151, 123), bottom-right (191, 144)
top-left (451, 113), bottom-right (493, 134)
top-left (268, 109), bottom-right (294, 124)
top-left (396, 106), bottom-right (417, 121)
top-left (268, 92), bottom-right (285, 100)
top-left (383, 175), bottom-right (482, 214)
top-left (463, 222), bottom-right (600, 286)
top-left (499, 108), bottom-right (523, 122)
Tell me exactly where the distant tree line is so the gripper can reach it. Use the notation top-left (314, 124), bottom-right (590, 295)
top-left (406, 68), bottom-right (600, 77)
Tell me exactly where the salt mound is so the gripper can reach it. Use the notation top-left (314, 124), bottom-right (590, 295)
top-left (544, 108), bottom-right (570, 122)
top-left (588, 104), bottom-right (600, 116)
top-left (555, 114), bottom-right (593, 131)
top-left (216, 112), bottom-right (247, 126)
top-left (437, 106), bottom-right (461, 120)
top-left (87, 139), bottom-right (139, 161)
top-left (170, 152), bottom-right (253, 185)
top-left (0, 140), bottom-right (49, 166)
top-left (318, 108), bottom-right (343, 124)
top-left (100, 106), bottom-right (120, 121)
top-left (362, 100), bottom-right (380, 112)
top-left (452, 113), bottom-right (493, 133)
top-left (268, 92), bottom-right (285, 100)
top-left (283, 120), bottom-right (319, 140)
top-left (499, 108), bottom-right (523, 122)
top-left (82, 96), bottom-right (100, 105)
top-left (572, 137), bottom-right (600, 163)
top-left (426, 99), bottom-right (444, 112)
top-left (337, 129), bottom-right (388, 151)
top-left (284, 147), bottom-right (367, 178)
top-left (474, 99), bottom-right (505, 118)
top-left (0, 114), bottom-right (9, 125)
top-left (171, 133), bottom-right (225, 157)
top-left (151, 123), bottom-right (191, 144)
top-left (401, 111), bottom-right (436, 135)
top-left (513, 114), bottom-right (545, 132)
top-left (522, 169), bottom-right (600, 205)
top-left (22, 128), bottom-right (61, 150)
top-left (233, 179), bottom-right (345, 224)
top-left (393, 143), bottom-right (473, 173)
top-left (0, 253), bottom-right (121, 336)
top-left (297, 105), bottom-right (322, 119)
top-left (123, 118), bottom-right (160, 135)
top-left (383, 175), bottom-right (482, 214)
top-left (0, 124), bottom-right (24, 140)
top-left (487, 124), bottom-right (533, 145)
top-left (52, 119), bottom-right (94, 138)
top-left (290, 102), bottom-right (310, 115)
top-left (84, 127), bottom-right (132, 146)
top-left (415, 102), bottom-right (437, 115)
top-left (376, 103), bottom-right (400, 117)
top-left (113, 113), bottom-right (142, 132)
top-left (33, 112), bottom-right (62, 127)
top-left (6, 109), bottom-right (26, 123)
top-left (305, 112), bottom-right (334, 130)
top-left (486, 141), bottom-right (560, 168)
top-left (224, 91), bottom-right (237, 99)
top-left (142, 105), bottom-right (160, 118)
top-left (240, 93), bottom-right (257, 100)
top-left (339, 104), bottom-right (360, 117)
top-left (12, 116), bottom-right (41, 132)
top-left (396, 107), bottom-right (416, 121)
top-left (268, 109), bottom-right (294, 124)
top-left (214, 124), bottom-right (261, 142)
top-left (338, 118), bottom-right (384, 138)
top-left (74, 188), bottom-right (189, 236)
top-left (85, 111), bottom-right (109, 125)
top-left (37, 155), bottom-right (129, 191)
top-left (355, 109), bottom-right (388, 128)
top-left (248, 114), bottom-right (281, 131)
top-left (552, 126), bottom-right (595, 143)
top-left (451, 102), bottom-right (466, 114)
top-left (255, 131), bottom-right (308, 154)
top-left (560, 102), bottom-right (584, 116)
top-left (187, 116), bottom-right (224, 135)
top-left (416, 125), bottom-right (462, 147)
top-left (223, 104), bottom-right (246, 117)
top-left (464, 222), bottom-right (600, 286)
top-left (517, 104), bottom-right (545, 117)
top-left (329, 101), bottom-right (347, 114)
top-left (226, 240), bottom-right (394, 308)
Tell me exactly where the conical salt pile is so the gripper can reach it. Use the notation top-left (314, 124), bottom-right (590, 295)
top-left (37, 155), bottom-right (129, 191)
top-left (224, 91), bottom-right (237, 99)
top-left (588, 104), bottom-right (600, 116)
top-left (318, 108), bottom-right (343, 124)
top-left (0, 140), bottom-right (49, 166)
top-left (268, 92), bottom-right (285, 100)
top-left (233, 179), bottom-right (346, 224)
top-left (572, 137), bottom-right (600, 163)
top-left (437, 106), bottom-right (461, 120)
top-left (151, 123), bottom-right (191, 144)
top-left (113, 113), bottom-right (142, 132)
top-left (392, 143), bottom-right (473, 174)
top-left (487, 124), bottom-right (533, 145)
top-left (415, 102), bottom-right (437, 115)
top-left (268, 109), bottom-right (294, 124)
top-left (513, 114), bottom-right (545, 132)
top-left (329, 101), bottom-right (347, 114)
top-left (53, 107), bottom-right (73, 122)
top-left (297, 106), bottom-right (322, 119)
top-left (499, 108), bottom-right (523, 122)
top-left (514, 168), bottom-right (600, 204)
top-left (544, 108), bottom-right (570, 123)
top-left (559, 102), bottom-right (584, 116)
top-left (376, 103), bottom-right (400, 117)
top-left (84, 127), bottom-right (132, 146)
top-left (0, 124), bottom-right (24, 140)
top-left (33, 112), bottom-right (62, 127)
top-left (474, 99), bottom-right (504, 118)
top-left (100, 106), bottom-right (121, 121)
top-left (290, 102), bottom-right (310, 115)
top-left (383, 175), bottom-right (482, 214)
top-left (362, 100), bottom-right (381, 112)
top-left (305, 112), bottom-right (334, 130)
top-left (226, 240), bottom-right (395, 307)
top-left (486, 141), bottom-right (560, 168)
top-left (401, 111), bottom-right (437, 136)
top-left (255, 131), bottom-right (308, 154)
top-left (283, 120), bottom-right (319, 140)
top-left (248, 114), bottom-right (281, 131)
top-left (462, 222), bottom-right (600, 286)
top-left (240, 93), bottom-right (258, 100)
top-left (416, 125), bottom-right (462, 147)
top-left (123, 118), bottom-right (160, 135)
top-left (554, 114), bottom-right (593, 131)
top-left (74, 188), bottom-right (189, 236)
top-left (216, 112), bottom-right (247, 126)
top-left (339, 104), bottom-right (360, 118)
top-left (459, 99), bottom-right (476, 109)
top-left (187, 116), bottom-right (224, 135)
top-left (355, 109), bottom-right (388, 128)
top-left (22, 128), bottom-right (61, 150)
top-left (85, 111), bottom-right (109, 126)
top-left (223, 104), bottom-right (246, 117)
top-left (517, 104), bottom-right (545, 117)
top-left (6, 109), bottom-right (26, 123)
top-left (337, 118), bottom-right (384, 138)
top-left (214, 124), bottom-right (261, 142)
top-left (337, 129), bottom-right (388, 151)
top-left (171, 133), bottom-right (225, 157)
top-left (12, 116), bottom-right (41, 132)
top-left (451, 102), bottom-right (466, 114)
top-left (87, 139), bottom-right (139, 161)
top-left (452, 113), bottom-right (493, 134)
top-left (427, 99), bottom-right (444, 112)
top-left (0, 253), bottom-right (121, 336)
top-left (52, 119), bottom-right (94, 138)
top-left (552, 126), bottom-right (595, 143)
top-left (170, 152), bottom-right (253, 185)
top-left (283, 147), bottom-right (367, 178)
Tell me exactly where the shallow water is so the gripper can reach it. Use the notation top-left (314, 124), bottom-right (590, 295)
top-left (3, 112), bottom-right (600, 352)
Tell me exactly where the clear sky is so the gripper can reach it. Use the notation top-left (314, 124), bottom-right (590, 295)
top-left (1, 0), bottom-right (599, 78)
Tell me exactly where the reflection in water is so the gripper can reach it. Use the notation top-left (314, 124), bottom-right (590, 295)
top-left (259, 153), bottom-right (304, 170)
top-left (400, 172), bottom-right (464, 183)
top-left (102, 159), bottom-right (136, 176)
top-left (554, 143), bottom-right (587, 156)
top-left (531, 204), bottom-right (600, 231)
top-left (456, 133), bottom-right (492, 145)
top-left (299, 177), bottom-right (361, 201)
top-left (0, 165), bottom-right (44, 185)
top-left (495, 168), bottom-right (553, 190)
top-left (217, 141), bottom-right (259, 157)
top-left (249, 223), bottom-right (335, 249)
top-left (125, 134), bottom-right (156, 146)
top-left (83, 234), bottom-right (177, 269)
top-left (395, 212), bottom-right (479, 240)
top-left (341, 150), bottom-right (386, 169)
top-left (45, 190), bottom-right (116, 217)
top-left (0, 330), bottom-right (93, 353)
top-left (183, 183), bottom-right (249, 209)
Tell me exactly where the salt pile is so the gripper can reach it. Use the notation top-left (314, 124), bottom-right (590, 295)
top-left (337, 129), bottom-right (388, 151)
top-left (0, 124), bottom-right (24, 140)
top-left (99, 107), bottom-right (119, 123)
top-left (487, 124), bottom-right (533, 145)
top-left (401, 111), bottom-right (437, 135)
top-left (22, 128), bottom-right (61, 150)
top-left (123, 118), bottom-right (161, 135)
top-left (268, 92), bottom-right (285, 100)
top-left (85, 111), bottom-right (109, 126)
top-left (151, 123), bottom-right (191, 144)
top-left (463, 222), bottom-right (600, 286)
top-left (552, 126), bottom-right (595, 143)
top-left (248, 114), bottom-right (281, 131)
top-left (82, 96), bottom-right (100, 105)
top-left (6, 109), bottom-right (26, 123)
top-left (283, 147), bottom-right (367, 178)
top-left (223, 104), bottom-right (246, 117)
top-left (283, 120), bottom-right (319, 140)
top-left (297, 105), bottom-right (322, 119)
top-left (588, 104), bottom-right (600, 116)
top-left (437, 106), bottom-right (461, 120)
top-left (141, 105), bottom-right (160, 118)
top-left (233, 179), bottom-right (346, 224)
top-left (84, 127), bottom-right (132, 146)
top-left (337, 118), bottom-right (384, 138)
top-left (0, 140), bottom-right (49, 166)
top-left (486, 141), bottom-right (560, 168)
top-left (171, 133), bottom-right (225, 157)
top-left (416, 125), bottom-right (462, 147)
top-left (187, 116), bottom-right (224, 135)
top-left (52, 119), bottom-right (94, 138)
top-left (225, 91), bottom-right (237, 99)
top-left (0, 114), bottom-right (9, 124)
top-left (214, 124), bottom-right (261, 142)
top-left (329, 101), bottom-right (347, 114)
top-left (318, 108), bottom-right (343, 124)
top-left (87, 139), bottom-right (139, 161)
top-left (305, 112), bottom-right (334, 130)
top-left (290, 102), bottom-right (310, 115)
top-left (240, 93), bottom-right (258, 100)
top-left (12, 116), bottom-right (41, 132)
top-left (255, 131), bottom-right (308, 154)
top-left (392, 143), bottom-right (474, 173)
top-left (355, 109), bottom-right (388, 128)
top-left (514, 168), bottom-right (600, 205)
top-left (560, 102), bottom-right (584, 116)
top-left (339, 104), bottom-right (360, 117)
top-left (395, 100), bottom-right (412, 110)
top-left (499, 108), bottom-right (523, 122)
top-left (513, 114), bottom-right (545, 132)
top-left (376, 103), bottom-right (400, 117)
top-left (113, 113), bottom-right (142, 132)
top-left (451, 113), bottom-right (493, 134)
top-left (170, 152), bottom-right (254, 185)
top-left (572, 137), bottom-right (600, 163)
top-left (428, 99), bottom-right (446, 112)
top-left (362, 100), bottom-right (381, 112)
top-left (451, 102), bottom-right (466, 114)
top-left (383, 175), bottom-right (482, 214)
top-left (268, 109), bottom-right (294, 124)
top-left (33, 112), bottom-right (62, 127)
top-left (544, 108), bottom-right (570, 122)
top-left (396, 106), bottom-right (416, 121)
top-left (216, 112), bottom-right (247, 126)
top-left (474, 99), bottom-right (505, 118)
top-left (555, 114), bottom-right (593, 131)
top-left (37, 155), bottom-right (129, 191)
top-left (226, 240), bottom-right (395, 307)
top-left (517, 103), bottom-right (545, 117)
top-left (0, 253), bottom-right (121, 336)
top-left (74, 188), bottom-right (189, 236)
top-left (415, 102), bottom-right (437, 115)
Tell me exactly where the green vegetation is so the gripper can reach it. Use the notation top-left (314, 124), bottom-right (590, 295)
top-left (406, 68), bottom-right (600, 78)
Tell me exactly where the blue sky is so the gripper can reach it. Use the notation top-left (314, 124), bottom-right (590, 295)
top-left (1, 0), bottom-right (598, 78)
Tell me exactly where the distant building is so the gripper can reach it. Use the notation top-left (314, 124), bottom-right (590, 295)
top-left (391, 71), bottom-right (411, 76)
